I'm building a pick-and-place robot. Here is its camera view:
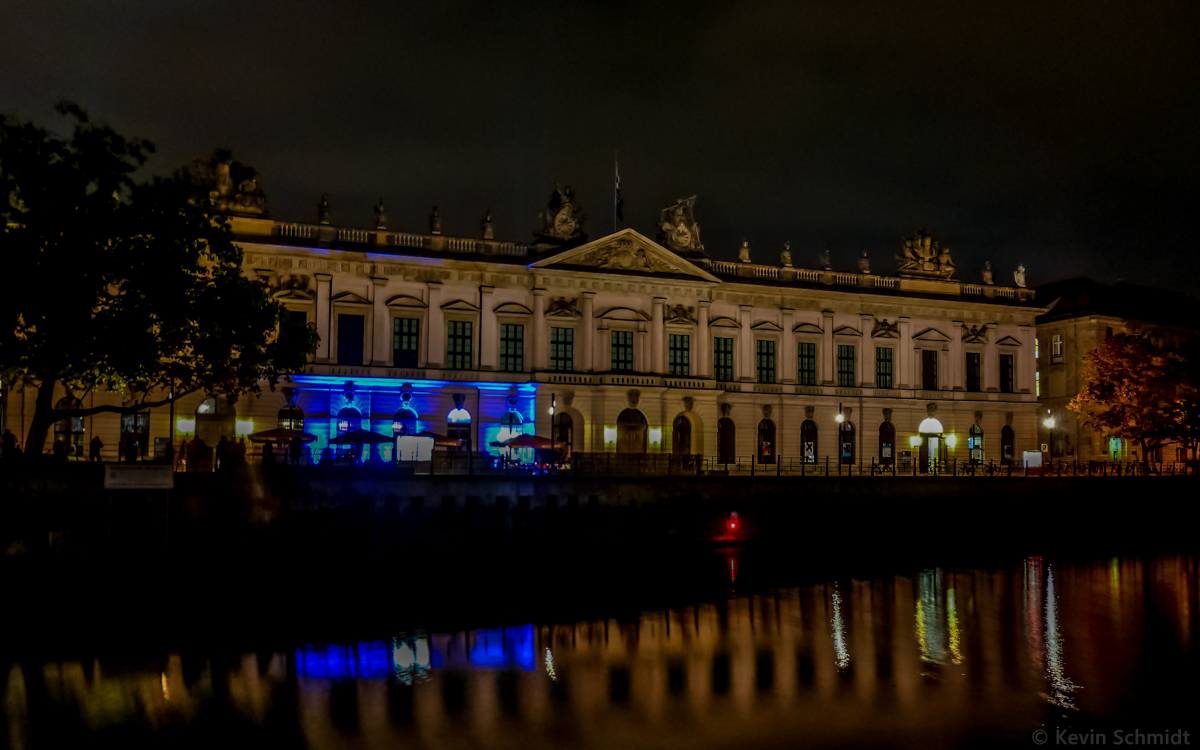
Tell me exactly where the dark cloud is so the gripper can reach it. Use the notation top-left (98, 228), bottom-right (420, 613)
top-left (4, 0), bottom-right (1198, 293)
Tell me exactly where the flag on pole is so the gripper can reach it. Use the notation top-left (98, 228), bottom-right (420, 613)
top-left (614, 159), bottom-right (624, 223)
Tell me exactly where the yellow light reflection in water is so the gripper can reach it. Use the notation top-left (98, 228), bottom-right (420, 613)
top-left (161, 672), bottom-right (169, 701)
top-left (831, 585), bottom-right (849, 669)
top-left (544, 648), bottom-right (557, 681)
top-left (915, 598), bottom-right (928, 662)
top-left (947, 589), bottom-right (962, 665)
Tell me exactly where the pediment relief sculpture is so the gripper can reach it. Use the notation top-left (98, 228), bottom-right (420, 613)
top-left (575, 238), bottom-right (676, 274)
top-left (871, 318), bottom-right (899, 338)
top-left (657, 196), bottom-right (705, 257)
top-left (272, 274), bottom-right (313, 300)
top-left (897, 228), bottom-right (955, 279)
top-left (664, 304), bottom-right (697, 324)
top-left (545, 296), bottom-right (580, 318)
top-left (962, 324), bottom-right (989, 344)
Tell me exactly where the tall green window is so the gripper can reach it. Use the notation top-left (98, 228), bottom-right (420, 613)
top-left (392, 317), bottom-right (420, 368)
top-left (550, 327), bottom-right (573, 371)
top-left (798, 342), bottom-right (817, 385)
top-left (966, 352), bottom-right (981, 391)
top-left (500, 324), bottom-right (524, 372)
top-left (669, 334), bottom-right (690, 377)
top-left (837, 344), bottom-right (855, 387)
top-left (714, 337), bottom-right (734, 382)
top-left (756, 340), bottom-right (776, 384)
top-left (611, 330), bottom-right (633, 372)
top-left (446, 321), bottom-right (472, 370)
top-left (875, 347), bottom-right (893, 388)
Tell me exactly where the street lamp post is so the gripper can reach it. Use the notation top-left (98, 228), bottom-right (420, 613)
top-left (835, 402), bottom-right (844, 476)
top-left (549, 393), bottom-right (556, 471)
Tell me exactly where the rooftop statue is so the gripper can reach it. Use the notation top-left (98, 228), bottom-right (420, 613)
top-left (429, 206), bottom-right (441, 234)
top-left (780, 241), bottom-right (792, 267)
top-left (481, 210), bottom-right (494, 240)
top-left (374, 199), bottom-right (388, 230)
top-left (897, 228), bottom-right (955, 279)
top-left (537, 184), bottom-right (586, 242)
top-left (818, 247), bottom-right (831, 270)
top-left (317, 194), bottom-right (331, 225)
top-left (657, 196), bottom-right (705, 257)
top-left (858, 250), bottom-right (870, 274)
top-left (982, 261), bottom-right (994, 285)
top-left (738, 239), bottom-right (751, 263)
top-left (1014, 264), bottom-right (1027, 288)
top-left (191, 149), bottom-right (267, 217)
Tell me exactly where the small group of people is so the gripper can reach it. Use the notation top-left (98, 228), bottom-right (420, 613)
top-left (179, 434), bottom-right (248, 472)
top-left (260, 435), bottom-right (310, 465)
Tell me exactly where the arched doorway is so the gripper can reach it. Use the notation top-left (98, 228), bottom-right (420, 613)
top-left (839, 421), bottom-right (855, 464)
top-left (392, 408), bottom-right (418, 437)
top-left (800, 420), bottom-right (818, 463)
top-left (1001, 425), bottom-right (1015, 465)
top-left (969, 424), bottom-right (984, 464)
top-left (757, 419), bottom-right (776, 464)
top-left (553, 413), bottom-right (573, 457)
top-left (878, 422), bottom-right (895, 466)
top-left (335, 406), bottom-right (362, 459)
top-left (672, 414), bottom-right (692, 455)
top-left (195, 396), bottom-right (236, 446)
top-left (447, 406), bottom-right (472, 452)
top-left (718, 417), bottom-right (736, 463)
top-left (918, 417), bottom-right (946, 473)
top-left (616, 408), bottom-right (647, 453)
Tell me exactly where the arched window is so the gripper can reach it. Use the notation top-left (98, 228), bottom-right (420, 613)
top-left (800, 420), bottom-right (818, 463)
top-left (839, 421), bottom-right (855, 464)
top-left (1001, 425), bottom-right (1015, 465)
top-left (278, 405), bottom-right (305, 431)
top-left (717, 417), bottom-right (736, 463)
top-left (447, 407), bottom-right (471, 452)
top-left (498, 410), bottom-right (524, 443)
top-left (757, 419), bottom-right (776, 464)
top-left (392, 407), bottom-right (418, 437)
top-left (553, 413), bottom-right (573, 456)
top-left (969, 424), bottom-right (984, 464)
top-left (336, 407), bottom-right (361, 436)
top-left (672, 414), bottom-right (692, 455)
top-left (195, 396), bottom-right (236, 445)
top-left (878, 422), bottom-right (895, 465)
top-left (54, 396), bottom-right (85, 456)
top-left (616, 408), bottom-right (647, 453)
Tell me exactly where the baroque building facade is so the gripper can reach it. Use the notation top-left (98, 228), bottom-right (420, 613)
top-left (3, 190), bottom-right (1043, 469)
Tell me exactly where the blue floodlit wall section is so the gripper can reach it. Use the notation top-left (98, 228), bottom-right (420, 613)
top-left (287, 375), bottom-right (538, 463)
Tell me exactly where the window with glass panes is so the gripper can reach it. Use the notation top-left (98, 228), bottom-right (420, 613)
top-left (1000, 353), bottom-right (1015, 393)
top-left (756, 340), bottom-right (776, 383)
top-left (875, 347), bottom-right (893, 388)
top-left (446, 320), bottom-right (472, 370)
top-left (966, 352), bottom-right (982, 391)
top-left (392, 317), bottom-right (419, 368)
top-left (798, 342), bottom-right (817, 385)
top-left (837, 344), bottom-right (855, 387)
top-left (550, 327), bottom-right (573, 371)
top-left (499, 324), bottom-right (524, 371)
top-left (668, 334), bottom-right (690, 376)
top-left (611, 330), bottom-right (633, 372)
top-left (714, 337), bottom-right (734, 382)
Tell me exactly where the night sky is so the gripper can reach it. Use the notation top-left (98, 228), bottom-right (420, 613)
top-left (5, 0), bottom-right (1199, 295)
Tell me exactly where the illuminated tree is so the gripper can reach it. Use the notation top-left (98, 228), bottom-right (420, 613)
top-left (0, 104), bottom-right (316, 457)
top-left (1068, 334), bottom-right (1191, 463)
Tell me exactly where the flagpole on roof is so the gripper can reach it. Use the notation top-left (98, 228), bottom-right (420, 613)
top-left (614, 151), bottom-right (619, 234)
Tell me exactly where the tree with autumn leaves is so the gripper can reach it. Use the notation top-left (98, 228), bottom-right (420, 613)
top-left (1069, 333), bottom-right (1200, 465)
top-left (1, 104), bottom-right (316, 458)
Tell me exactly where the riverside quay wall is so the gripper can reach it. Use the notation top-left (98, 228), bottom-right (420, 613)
top-left (3, 464), bottom-right (1196, 565)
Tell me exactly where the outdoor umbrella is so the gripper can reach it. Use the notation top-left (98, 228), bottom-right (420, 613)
top-left (414, 430), bottom-right (462, 447)
top-left (329, 429), bottom-right (392, 445)
top-left (491, 434), bottom-right (557, 449)
top-left (247, 427), bottom-right (318, 443)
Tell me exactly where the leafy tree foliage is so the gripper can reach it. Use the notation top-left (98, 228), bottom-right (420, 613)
top-left (1068, 333), bottom-right (1196, 462)
top-left (1, 104), bottom-right (316, 456)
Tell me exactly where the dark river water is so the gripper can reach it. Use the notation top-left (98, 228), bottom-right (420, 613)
top-left (5, 552), bottom-right (1198, 749)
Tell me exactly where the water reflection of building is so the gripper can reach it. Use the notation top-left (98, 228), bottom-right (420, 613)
top-left (9, 557), bottom-right (1199, 747)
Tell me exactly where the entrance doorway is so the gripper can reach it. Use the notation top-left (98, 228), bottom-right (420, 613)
top-left (616, 409), bottom-right (647, 453)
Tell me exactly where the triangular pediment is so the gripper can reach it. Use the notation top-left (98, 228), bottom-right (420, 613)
top-left (751, 320), bottom-right (783, 332)
top-left (330, 291), bottom-right (370, 305)
top-left (833, 325), bottom-right (861, 337)
top-left (793, 322), bottom-right (823, 334)
top-left (530, 228), bottom-right (720, 282)
top-left (441, 299), bottom-right (481, 312)
top-left (913, 327), bottom-right (951, 342)
top-left (995, 335), bottom-right (1022, 346)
